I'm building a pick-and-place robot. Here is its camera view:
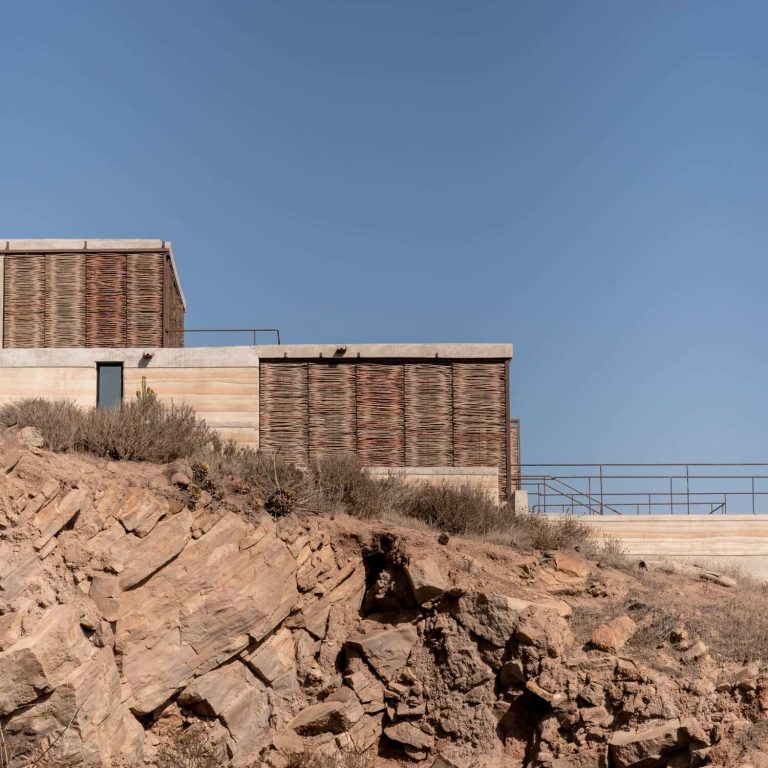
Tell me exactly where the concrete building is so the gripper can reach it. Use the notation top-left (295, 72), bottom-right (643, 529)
top-left (0, 240), bottom-right (516, 500)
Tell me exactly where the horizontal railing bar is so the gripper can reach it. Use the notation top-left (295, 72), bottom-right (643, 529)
top-left (521, 462), bottom-right (768, 467)
top-left (521, 490), bottom-right (768, 498)
top-left (521, 474), bottom-right (768, 481)
top-left (168, 328), bottom-right (282, 344)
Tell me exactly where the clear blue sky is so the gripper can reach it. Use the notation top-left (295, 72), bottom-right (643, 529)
top-left (2, 1), bottom-right (768, 462)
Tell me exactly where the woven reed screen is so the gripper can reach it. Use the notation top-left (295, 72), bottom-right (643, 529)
top-left (509, 419), bottom-right (520, 491)
top-left (404, 363), bottom-right (453, 466)
top-left (168, 277), bottom-right (185, 348)
top-left (45, 254), bottom-right (86, 347)
top-left (452, 363), bottom-right (508, 497)
top-left (308, 363), bottom-right (356, 458)
top-left (356, 363), bottom-right (405, 467)
top-left (259, 360), bottom-right (509, 496)
top-left (127, 253), bottom-right (164, 347)
top-left (259, 362), bottom-right (309, 465)
top-left (3, 251), bottom-right (182, 348)
top-left (3, 255), bottom-right (45, 347)
top-left (163, 256), bottom-right (185, 348)
top-left (86, 254), bottom-right (127, 347)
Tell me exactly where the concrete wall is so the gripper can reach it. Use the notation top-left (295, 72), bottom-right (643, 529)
top-left (368, 466), bottom-right (500, 501)
top-left (0, 347), bottom-right (260, 447)
top-left (581, 514), bottom-right (768, 580)
top-left (0, 343), bottom-right (512, 458)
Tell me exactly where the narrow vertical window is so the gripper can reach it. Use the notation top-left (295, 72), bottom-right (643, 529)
top-left (97, 363), bottom-right (123, 409)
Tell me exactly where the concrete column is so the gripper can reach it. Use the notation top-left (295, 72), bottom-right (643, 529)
top-left (511, 490), bottom-right (529, 514)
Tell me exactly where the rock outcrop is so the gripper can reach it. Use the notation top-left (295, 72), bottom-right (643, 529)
top-left (0, 426), bottom-right (765, 767)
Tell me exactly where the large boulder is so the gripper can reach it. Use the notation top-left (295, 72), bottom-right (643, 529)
top-left (591, 616), bottom-right (637, 653)
top-left (178, 661), bottom-right (269, 765)
top-left (289, 688), bottom-right (365, 735)
top-left (0, 605), bottom-right (93, 715)
top-left (116, 512), bottom-right (298, 714)
top-left (405, 556), bottom-right (448, 604)
top-left (3, 648), bottom-right (143, 767)
top-left (608, 719), bottom-right (703, 768)
top-left (114, 508), bottom-right (193, 589)
top-left (346, 624), bottom-right (419, 682)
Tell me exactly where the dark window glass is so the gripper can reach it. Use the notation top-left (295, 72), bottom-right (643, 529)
top-left (97, 363), bottom-right (123, 409)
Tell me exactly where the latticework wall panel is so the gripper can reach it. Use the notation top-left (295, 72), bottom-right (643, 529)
top-left (86, 254), bottom-right (127, 347)
top-left (355, 363), bottom-right (405, 467)
top-left (259, 362), bottom-right (309, 465)
top-left (168, 277), bottom-right (185, 348)
top-left (509, 419), bottom-right (520, 492)
top-left (127, 252), bottom-right (164, 347)
top-left (258, 359), bottom-right (509, 496)
top-left (3, 255), bottom-right (45, 347)
top-left (452, 362), bottom-right (508, 497)
top-left (308, 363), bottom-right (356, 458)
top-left (163, 256), bottom-right (185, 348)
top-left (45, 254), bottom-right (86, 347)
top-left (404, 363), bottom-right (453, 466)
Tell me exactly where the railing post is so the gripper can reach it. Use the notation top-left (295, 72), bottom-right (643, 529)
top-left (686, 465), bottom-right (690, 515)
top-left (599, 465), bottom-right (604, 514)
top-left (752, 477), bottom-right (756, 515)
top-left (670, 476), bottom-right (673, 515)
top-left (587, 476), bottom-right (592, 514)
top-left (648, 493), bottom-right (651, 515)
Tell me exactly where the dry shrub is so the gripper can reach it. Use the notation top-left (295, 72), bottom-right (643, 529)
top-left (309, 453), bottom-right (410, 519)
top-left (0, 398), bottom-right (82, 453)
top-left (284, 748), bottom-right (373, 768)
top-left (402, 483), bottom-right (506, 535)
top-left (155, 726), bottom-right (225, 768)
top-left (486, 511), bottom-right (625, 560)
top-left (0, 397), bottom-right (211, 463)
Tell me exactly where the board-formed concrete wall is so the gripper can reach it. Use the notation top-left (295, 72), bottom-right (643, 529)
top-left (581, 514), bottom-right (768, 580)
top-left (0, 347), bottom-right (261, 447)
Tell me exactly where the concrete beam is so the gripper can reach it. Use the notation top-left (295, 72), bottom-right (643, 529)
top-left (255, 343), bottom-right (513, 360)
top-left (0, 346), bottom-right (260, 369)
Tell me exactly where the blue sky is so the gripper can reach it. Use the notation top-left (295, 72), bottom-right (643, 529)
top-left (2, 1), bottom-right (768, 462)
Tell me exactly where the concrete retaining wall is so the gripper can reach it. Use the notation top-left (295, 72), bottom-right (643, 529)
top-left (581, 514), bottom-right (768, 580)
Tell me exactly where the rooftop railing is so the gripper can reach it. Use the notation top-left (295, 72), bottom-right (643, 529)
top-left (520, 463), bottom-right (768, 515)
top-left (169, 328), bottom-right (281, 346)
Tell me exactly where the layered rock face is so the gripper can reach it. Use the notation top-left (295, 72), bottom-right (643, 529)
top-left (0, 428), bottom-right (767, 767)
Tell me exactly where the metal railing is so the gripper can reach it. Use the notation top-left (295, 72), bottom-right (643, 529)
top-left (520, 463), bottom-right (768, 515)
top-left (169, 328), bottom-right (281, 346)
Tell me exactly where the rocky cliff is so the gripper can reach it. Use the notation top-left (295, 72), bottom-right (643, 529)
top-left (0, 427), bottom-right (766, 768)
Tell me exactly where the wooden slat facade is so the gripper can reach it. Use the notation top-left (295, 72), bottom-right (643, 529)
top-left (259, 359), bottom-right (510, 497)
top-left (2, 250), bottom-right (184, 348)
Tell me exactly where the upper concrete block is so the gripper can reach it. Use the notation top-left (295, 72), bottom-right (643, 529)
top-left (1, 239), bottom-right (186, 310)
top-left (254, 343), bottom-right (513, 360)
